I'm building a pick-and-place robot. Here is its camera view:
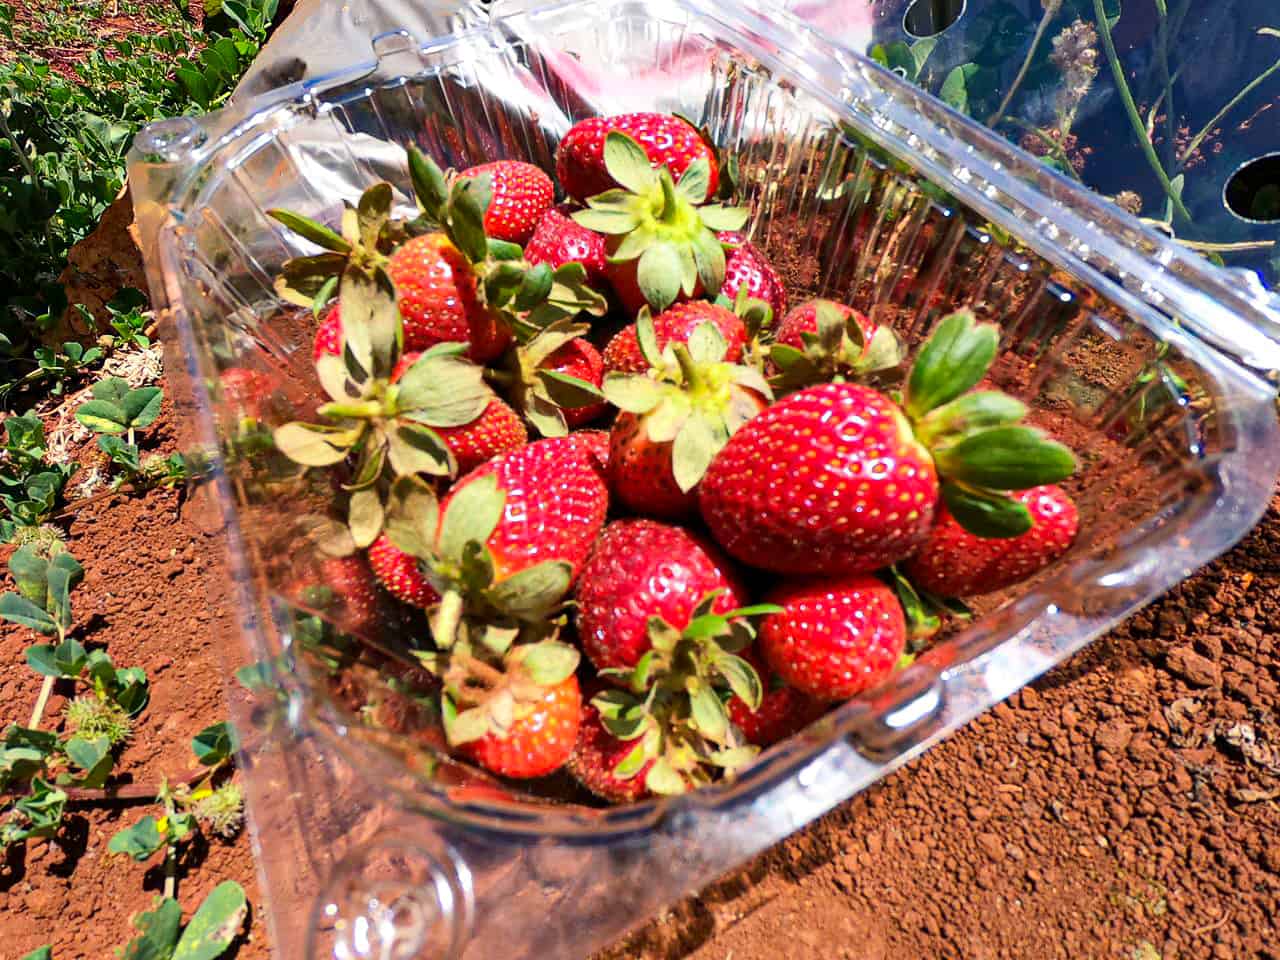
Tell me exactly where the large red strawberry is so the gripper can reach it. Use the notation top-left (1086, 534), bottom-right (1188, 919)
top-left (903, 485), bottom-right (1079, 596)
top-left (313, 304), bottom-right (342, 361)
top-left (605, 314), bottom-right (769, 517)
top-left (392, 351), bottom-right (526, 473)
top-left (368, 534), bottom-right (440, 608)
top-left (524, 206), bottom-right (608, 288)
top-left (459, 674), bottom-right (581, 778)
top-left (602, 302), bottom-right (746, 375)
top-left (572, 130), bottom-right (746, 315)
top-left (567, 695), bottom-right (653, 803)
top-left (556, 113), bottom-right (719, 202)
top-left (571, 429), bottom-right (611, 472)
top-left (458, 160), bottom-right (553, 245)
top-left (719, 232), bottom-right (787, 320)
top-left (575, 519), bottom-right (746, 671)
top-left (727, 648), bottom-right (825, 747)
top-left (387, 233), bottom-right (512, 362)
top-left (759, 575), bottom-right (906, 701)
top-left (700, 311), bottom-right (1077, 575)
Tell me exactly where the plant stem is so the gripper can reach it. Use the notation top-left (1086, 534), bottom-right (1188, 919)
top-left (1153, 0), bottom-right (1178, 169)
top-left (1175, 237), bottom-right (1276, 253)
top-left (1178, 55), bottom-right (1280, 168)
top-left (163, 842), bottom-right (177, 899)
top-left (987, 0), bottom-right (1061, 128)
top-left (482, 368), bottom-right (515, 388)
top-left (1004, 119), bottom-right (1085, 184)
top-left (1092, 0), bottom-right (1191, 222)
top-left (29, 675), bottom-right (56, 729)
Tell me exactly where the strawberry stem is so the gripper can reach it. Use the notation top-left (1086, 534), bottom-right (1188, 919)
top-left (432, 588), bottom-right (465, 649)
top-left (659, 169), bottom-right (678, 219)
top-left (483, 368), bottom-right (515, 388)
top-left (28, 674), bottom-right (55, 729)
top-left (672, 343), bottom-right (703, 390)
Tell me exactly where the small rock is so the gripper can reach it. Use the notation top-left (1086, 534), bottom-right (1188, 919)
top-left (1095, 719), bottom-right (1134, 754)
top-left (976, 832), bottom-right (1004, 861)
top-left (1020, 686), bottom-right (1041, 710)
top-left (1167, 646), bottom-right (1220, 687)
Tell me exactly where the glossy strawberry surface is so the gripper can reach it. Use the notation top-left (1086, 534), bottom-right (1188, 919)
top-left (759, 575), bottom-right (906, 701)
top-left (556, 112), bottom-right (719, 202)
top-left (367, 534), bottom-right (440, 608)
top-left (699, 382), bottom-right (938, 575)
top-left (543, 338), bottom-right (607, 428)
top-left (459, 160), bottom-right (554, 245)
top-left (575, 519), bottom-right (746, 671)
top-left (460, 675), bottom-right (581, 778)
top-left (727, 647), bottom-right (825, 747)
top-left (387, 233), bottom-right (512, 362)
top-left (602, 301), bottom-right (746, 375)
top-left (718, 231), bottom-right (787, 320)
top-left (903, 485), bottom-right (1079, 597)
top-left (312, 303), bottom-right (342, 361)
top-left (445, 436), bottom-right (609, 582)
top-left (607, 413), bottom-right (698, 518)
top-left (567, 696), bottom-right (653, 803)
top-left (524, 206), bottom-right (608, 288)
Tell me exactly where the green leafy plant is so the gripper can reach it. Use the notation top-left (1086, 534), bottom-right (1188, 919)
top-left (117, 881), bottom-right (248, 960)
top-left (110, 721), bottom-right (243, 897)
top-left (0, 412), bottom-right (77, 539)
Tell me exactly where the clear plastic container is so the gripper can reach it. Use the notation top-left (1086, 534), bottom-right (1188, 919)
top-left (127, 0), bottom-right (1280, 956)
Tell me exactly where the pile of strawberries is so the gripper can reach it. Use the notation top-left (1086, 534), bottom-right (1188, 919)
top-left (237, 112), bottom-right (1081, 801)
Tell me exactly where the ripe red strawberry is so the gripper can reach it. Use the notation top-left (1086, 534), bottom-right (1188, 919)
top-left (387, 233), bottom-right (512, 362)
top-left (759, 575), bottom-right (906, 701)
top-left (571, 429), bottom-right (611, 473)
top-left (458, 160), bottom-right (554, 245)
top-left (727, 648), bottom-right (825, 747)
top-left (718, 232), bottom-right (787, 320)
top-left (312, 304), bottom-right (342, 361)
top-left (567, 696), bottom-right (653, 803)
top-left (556, 113), bottom-right (719, 202)
top-left (602, 302), bottom-right (746, 375)
top-left (605, 261), bottom-right (704, 319)
top-left (444, 436), bottom-right (609, 582)
top-left (775, 300), bottom-right (876, 351)
top-left (317, 555), bottom-right (380, 631)
top-left (575, 519), bottom-right (746, 671)
top-left (608, 412), bottom-right (700, 517)
top-left (524, 206), bottom-right (608, 288)
top-left (392, 351), bottom-right (526, 473)
top-left (700, 382), bottom-right (939, 575)
top-left (459, 674), bottom-right (581, 778)
top-left (542, 338), bottom-right (607, 427)
top-left (903, 485), bottom-right (1079, 596)
top-left (219, 368), bottom-right (274, 421)
top-left (368, 534), bottom-right (440, 608)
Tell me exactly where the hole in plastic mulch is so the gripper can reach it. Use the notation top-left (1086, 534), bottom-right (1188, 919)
top-left (903, 0), bottom-right (966, 39)
top-left (1224, 152), bottom-right (1280, 223)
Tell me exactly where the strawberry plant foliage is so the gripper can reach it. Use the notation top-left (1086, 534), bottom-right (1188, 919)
top-left (117, 881), bottom-right (247, 960)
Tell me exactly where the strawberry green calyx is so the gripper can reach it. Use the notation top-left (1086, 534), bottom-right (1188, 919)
top-left (406, 148), bottom-right (608, 330)
top-left (272, 272), bottom-right (492, 547)
top-left (768, 299), bottom-right (904, 393)
top-left (605, 314), bottom-right (771, 492)
top-left (592, 592), bottom-right (781, 795)
top-left (572, 132), bottom-right (749, 312)
top-left (884, 566), bottom-right (972, 651)
top-left (904, 310), bottom-right (1077, 538)
top-left (269, 181), bottom-right (398, 311)
top-left (494, 319), bottom-right (606, 438)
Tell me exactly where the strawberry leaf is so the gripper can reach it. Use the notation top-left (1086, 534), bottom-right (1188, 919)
top-left (691, 228), bottom-right (726, 294)
top-left (689, 686), bottom-right (730, 743)
top-left (675, 157), bottom-right (710, 204)
top-left (347, 487), bottom-right (384, 548)
top-left (671, 414), bottom-right (725, 492)
top-left (395, 355), bottom-right (490, 427)
top-left (571, 206), bottom-right (641, 235)
top-left (603, 131), bottom-right (659, 194)
top-left (510, 639), bottom-right (579, 686)
top-left (385, 476), bottom-right (440, 559)
top-left (387, 422), bottom-right (453, 477)
top-left (267, 209), bottom-right (352, 254)
top-left (686, 322), bottom-right (728, 366)
top-left (408, 147), bottom-right (449, 219)
top-left (536, 370), bottom-right (604, 408)
top-left (437, 474), bottom-right (505, 563)
top-left (485, 560), bottom-right (572, 620)
top-left (696, 204), bottom-right (749, 232)
top-left (940, 481), bottom-right (1034, 538)
top-left (715, 653), bottom-right (762, 711)
top-left (108, 814), bottom-right (166, 861)
top-left (916, 391), bottom-right (1027, 446)
top-left (275, 253), bottom-right (347, 308)
top-left (905, 310), bottom-right (997, 420)
top-left (272, 423), bottom-right (354, 466)
top-left (356, 183), bottom-right (393, 249)
top-left (636, 309), bottom-right (661, 368)
top-left (934, 427), bottom-right (1077, 490)
top-left (645, 757), bottom-right (687, 795)
top-left (636, 243), bottom-right (683, 312)
top-left (602, 374), bottom-right (664, 413)
top-left (442, 697), bottom-right (490, 746)
top-left (172, 880), bottom-right (248, 960)
top-left (448, 179), bottom-right (489, 264)
top-left (513, 263), bottom-right (554, 312)
top-left (613, 739), bottom-right (650, 779)
top-left (1, 594), bottom-right (56, 635)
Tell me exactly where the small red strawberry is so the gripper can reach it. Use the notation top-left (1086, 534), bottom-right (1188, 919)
top-left (219, 368), bottom-right (274, 422)
top-left (312, 304), bottom-right (342, 361)
top-left (571, 429), bottom-right (611, 472)
top-left (727, 648), bottom-right (825, 747)
top-left (575, 519), bottom-right (746, 671)
top-left (603, 302), bottom-right (746, 375)
top-left (459, 674), bottom-right (581, 778)
top-left (388, 233), bottom-right (513, 362)
top-left (557, 113), bottom-right (719, 202)
top-left (393, 351), bottom-right (527, 473)
top-left (700, 311), bottom-right (1077, 575)
top-left (524, 206), bottom-right (608, 288)
top-left (768, 299), bottom-right (903, 393)
top-left (759, 575), bottom-right (906, 701)
top-left (368, 534), bottom-right (440, 608)
top-left (775, 300), bottom-right (876, 351)
top-left (572, 131), bottom-right (747, 315)
top-left (317, 555), bottom-right (380, 631)
top-left (903, 484), bottom-right (1079, 596)
top-left (567, 695), bottom-right (654, 803)
top-left (458, 160), bottom-right (553, 245)
top-left (718, 232), bottom-right (787, 320)
top-left (543, 338), bottom-right (607, 428)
